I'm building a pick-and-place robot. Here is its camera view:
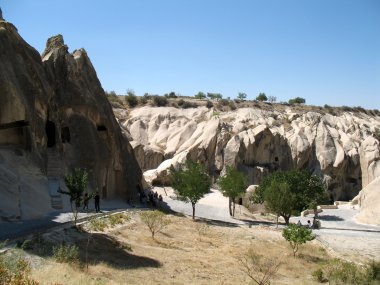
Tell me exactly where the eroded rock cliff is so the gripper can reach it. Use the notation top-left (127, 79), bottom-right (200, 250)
top-left (121, 105), bottom-right (380, 201)
top-left (0, 18), bottom-right (142, 220)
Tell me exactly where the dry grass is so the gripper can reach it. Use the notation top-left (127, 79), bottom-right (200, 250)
top-left (30, 212), bottom-right (331, 284)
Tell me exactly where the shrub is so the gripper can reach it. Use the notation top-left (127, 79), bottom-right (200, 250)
top-left (88, 217), bottom-right (107, 231)
top-left (238, 248), bottom-right (281, 285)
top-left (125, 92), bottom-right (138, 107)
top-left (312, 268), bottom-right (325, 283)
top-left (288, 97), bottom-right (305, 104)
top-left (256, 93), bottom-right (268, 102)
top-left (152, 96), bottom-right (168, 107)
top-left (282, 223), bottom-right (315, 257)
top-left (53, 243), bottom-right (79, 264)
top-left (229, 101), bottom-right (237, 110)
top-left (165, 91), bottom-right (178, 98)
top-left (108, 213), bottom-right (130, 227)
top-left (367, 260), bottom-right (380, 282)
top-left (182, 101), bottom-right (197, 109)
top-left (206, 100), bottom-right (213, 108)
top-left (140, 211), bottom-right (171, 238)
top-left (0, 254), bottom-right (40, 285)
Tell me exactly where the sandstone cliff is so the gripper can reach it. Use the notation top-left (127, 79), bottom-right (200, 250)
top-left (121, 105), bottom-right (380, 202)
top-left (356, 177), bottom-right (380, 225)
top-left (0, 19), bottom-right (142, 220)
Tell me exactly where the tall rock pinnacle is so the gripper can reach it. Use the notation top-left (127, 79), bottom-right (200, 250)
top-left (0, 7), bottom-right (4, 20)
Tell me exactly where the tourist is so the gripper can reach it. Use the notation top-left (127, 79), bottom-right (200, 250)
top-left (94, 191), bottom-right (100, 212)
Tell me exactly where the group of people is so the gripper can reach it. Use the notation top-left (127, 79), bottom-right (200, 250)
top-left (138, 189), bottom-right (163, 207)
top-left (82, 192), bottom-right (101, 212)
top-left (297, 218), bottom-right (320, 229)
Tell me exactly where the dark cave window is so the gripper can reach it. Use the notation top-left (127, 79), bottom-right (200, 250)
top-left (45, 120), bottom-right (56, 148)
top-left (61, 127), bottom-right (70, 143)
top-left (97, 125), bottom-right (107, 131)
top-left (275, 157), bottom-right (279, 162)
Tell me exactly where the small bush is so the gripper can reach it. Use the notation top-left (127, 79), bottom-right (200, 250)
top-left (206, 100), bottom-right (213, 108)
top-left (367, 260), bottom-right (380, 282)
top-left (152, 96), bottom-right (168, 107)
top-left (53, 243), bottom-right (79, 264)
top-left (108, 213), bottom-right (130, 227)
top-left (182, 101), bottom-right (197, 109)
top-left (315, 258), bottom-right (380, 284)
top-left (0, 254), bottom-right (40, 284)
top-left (288, 97), bottom-right (305, 104)
top-left (88, 217), bottom-right (107, 231)
top-left (238, 248), bottom-right (281, 285)
top-left (140, 211), bottom-right (171, 238)
top-left (125, 93), bottom-right (138, 107)
top-left (312, 268), bottom-right (325, 283)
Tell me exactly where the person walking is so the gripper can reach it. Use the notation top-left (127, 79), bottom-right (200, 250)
top-left (94, 191), bottom-right (100, 213)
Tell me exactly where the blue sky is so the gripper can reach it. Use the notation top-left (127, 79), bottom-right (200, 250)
top-left (2, 0), bottom-right (380, 109)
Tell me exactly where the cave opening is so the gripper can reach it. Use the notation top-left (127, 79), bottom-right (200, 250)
top-left (97, 125), bottom-right (107, 131)
top-left (45, 120), bottom-right (56, 148)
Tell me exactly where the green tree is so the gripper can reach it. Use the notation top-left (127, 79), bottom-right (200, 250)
top-left (252, 170), bottom-right (325, 225)
top-left (125, 89), bottom-right (138, 107)
top-left (59, 168), bottom-right (88, 226)
top-left (218, 166), bottom-right (247, 217)
top-left (288, 97), bottom-right (306, 104)
top-left (282, 223), bottom-right (315, 257)
top-left (256, 93), bottom-right (268, 101)
top-left (264, 181), bottom-right (295, 226)
top-left (207, 92), bottom-right (223, 100)
top-left (237, 92), bottom-right (247, 101)
top-left (195, 91), bottom-right (206, 100)
top-left (171, 160), bottom-right (211, 219)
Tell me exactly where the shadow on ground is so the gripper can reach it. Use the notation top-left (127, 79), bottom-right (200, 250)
top-left (77, 233), bottom-right (161, 269)
top-left (318, 215), bottom-right (344, 221)
top-left (23, 231), bottom-right (161, 270)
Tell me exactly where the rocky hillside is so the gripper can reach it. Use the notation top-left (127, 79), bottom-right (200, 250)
top-left (0, 18), bottom-right (142, 220)
top-left (117, 104), bottom-right (380, 202)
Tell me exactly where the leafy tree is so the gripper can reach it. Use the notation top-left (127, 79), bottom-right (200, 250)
top-left (207, 92), bottom-right (223, 100)
top-left (256, 93), bottom-right (268, 101)
top-left (125, 90), bottom-right (138, 107)
top-left (288, 97), bottom-right (306, 104)
top-left (252, 170), bottom-right (325, 225)
top-left (165, 91), bottom-right (177, 98)
top-left (171, 160), bottom-right (211, 219)
top-left (237, 92), bottom-right (247, 101)
top-left (140, 210), bottom-right (171, 238)
top-left (264, 181), bottom-right (295, 226)
top-left (195, 91), bottom-right (206, 100)
top-left (268, 96), bottom-right (277, 103)
top-left (282, 223), bottom-right (315, 257)
top-left (59, 168), bottom-right (88, 226)
top-left (218, 166), bottom-right (247, 217)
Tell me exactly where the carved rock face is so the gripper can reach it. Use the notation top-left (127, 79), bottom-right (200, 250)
top-left (122, 106), bottom-right (380, 201)
top-left (0, 20), bottom-right (142, 220)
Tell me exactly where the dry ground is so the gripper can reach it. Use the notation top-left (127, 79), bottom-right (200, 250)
top-left (24, 211), bottom-right (336, 285)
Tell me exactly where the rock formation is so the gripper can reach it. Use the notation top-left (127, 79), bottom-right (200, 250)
top-left (121, 106), bottom-right (380, 202)
top-left (356, 177), bottom-right (380, 225)
top-left (0, 19), bottom-right (142, 220)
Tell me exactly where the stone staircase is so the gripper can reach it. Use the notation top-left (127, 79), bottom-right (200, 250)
top-left (47, 149), bottom-right (63, 209)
